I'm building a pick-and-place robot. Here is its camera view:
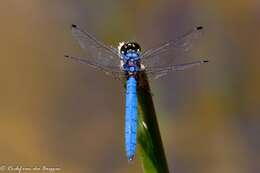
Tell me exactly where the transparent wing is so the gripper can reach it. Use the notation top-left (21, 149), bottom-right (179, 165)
top-left (65, 55), bottom-right (124, 80)
top-left (145, 60), bottom-right (209, 79)
top-left (141, 26), bottom-right (204, 72)
top-left (69, 24), bottom-right (122, 77)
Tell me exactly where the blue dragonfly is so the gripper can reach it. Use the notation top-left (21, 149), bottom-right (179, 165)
top-left (65, 24), bottom-right (208, 161)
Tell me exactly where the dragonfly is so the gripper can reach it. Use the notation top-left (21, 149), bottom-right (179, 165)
top-left (65, 24), bottom-right (208, 161)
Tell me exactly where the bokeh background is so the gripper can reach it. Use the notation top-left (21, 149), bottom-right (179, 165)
top-left (0, 0), bottom-right (259, 173)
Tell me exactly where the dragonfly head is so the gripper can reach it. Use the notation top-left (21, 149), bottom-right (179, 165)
top-left (120, 42), bottom-right (141, 59)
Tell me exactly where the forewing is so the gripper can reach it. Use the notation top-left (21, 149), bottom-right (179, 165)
top-left (141, 26), bottom-right (204, 71)
top-left (71, 24), bottom-right (121, 70)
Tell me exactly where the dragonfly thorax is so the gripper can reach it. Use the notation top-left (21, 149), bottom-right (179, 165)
top-left (119, 42), bottom-right (143, 76)
top-left (121, 55), bottom-right (141, 75)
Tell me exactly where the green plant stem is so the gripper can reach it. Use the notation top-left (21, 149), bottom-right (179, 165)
top-left (137, 72), bottom-right (169, 173)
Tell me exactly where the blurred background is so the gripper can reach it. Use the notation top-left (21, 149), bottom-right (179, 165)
top-left (0, 0), bottom-right (259, 173)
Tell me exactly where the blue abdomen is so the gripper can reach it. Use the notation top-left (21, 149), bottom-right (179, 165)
top-left (125, 76), bottom-right (138, 161)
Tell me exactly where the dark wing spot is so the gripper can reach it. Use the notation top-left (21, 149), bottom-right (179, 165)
top-left (196, 26), bottom-right (203, 30)
top-left (71, 24), bottom-right (77, 28)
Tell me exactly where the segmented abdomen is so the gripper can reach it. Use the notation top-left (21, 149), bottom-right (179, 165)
top-left (125, 76), bottom-right (138, 161)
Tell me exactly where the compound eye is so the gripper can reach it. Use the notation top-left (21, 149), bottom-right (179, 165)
top-left (120, 42), bottom-right (141, 56)
top-left (133, 43), bottom-right (141, 52)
